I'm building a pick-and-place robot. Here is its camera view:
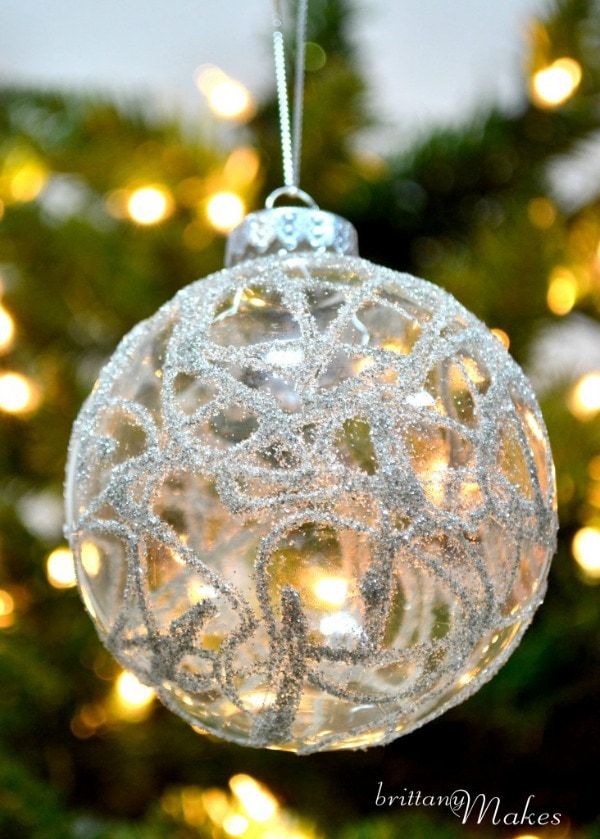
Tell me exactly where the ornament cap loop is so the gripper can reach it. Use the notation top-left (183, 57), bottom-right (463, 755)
top-left (225, 206), bottom-right (359, 267)
top-left (265, 186), bottom-right (318, 209)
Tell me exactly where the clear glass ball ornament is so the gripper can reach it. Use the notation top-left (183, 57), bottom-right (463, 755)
top-left (65, 207), bottom-right (557, 754)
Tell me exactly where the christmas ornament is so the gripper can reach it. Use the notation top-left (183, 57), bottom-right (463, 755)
top-left (65, 1), bottom-right (557, 754)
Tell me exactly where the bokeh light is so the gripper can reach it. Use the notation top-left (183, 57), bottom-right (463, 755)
top-left (222, 813), bottom-right (249, 836)
top-left (127, 185), bottom-right (172, 225)
top-left (0, 304), bottom-right (15, 352)
top-left (572, 527), bottom-right (600, 579)
top-left (531, 57), bottom-right (582, 108)
top-left (229, 774), bottom-right (278, 823)
top-left (1, 145), bottom-right (48, 204)
top-left (0, 589), bottom-right (15, 629)
top-left (46, 547), bottom-right (77, 589)
top-left (195, 65), bottom-right (255, 121)
top-left (528, 197), bottom-right (557, 229)
top-left (568, 372), bottom-right (600, 419)
top-left (206, 191), bottom-right (245, 232)
top-left (547, 269), bottom-right (577, 315)
top-left (224, 147), bottom-right (261, 187)
top-left (114, 672), bottom-right (155, 720)
top-left (0, 372), bottom-right (39, 414)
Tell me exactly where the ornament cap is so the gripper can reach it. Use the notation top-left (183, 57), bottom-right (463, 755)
top-left (225, 206), bottom-right (359, 267)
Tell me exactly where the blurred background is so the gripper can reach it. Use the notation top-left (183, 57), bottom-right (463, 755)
top-left (0, 0), bottom-right (599, 837)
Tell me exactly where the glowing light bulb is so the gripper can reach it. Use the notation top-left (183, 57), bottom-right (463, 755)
top-left (0, 372), bottom-right (39, 414)
top-left (223, 814), bottom-right (249, 836)
top-left (547, 269), bottom-right (577, 315)
top-left (0, 305), bottom-right (15, 352)
top-left (230, 774), bottom-right (278, 823)
top-left (46, 547), bottom-right (77, 589)
top-left (115, 671), bottom-right (155, 711)
top-left (206, 192), bottom-right (245, 232)
top-left (0, 589), bottom-right (15, 628)
top-left (572, 527), bottom-right (600, 579)
top-left (127, 186), bottom-right (172, 225)
top-left (195, 65), bottom-right (254, 121)
top-left (568, 372), bottom-right (600, 419)
top-left (531, 58), bottom-right (582, 108)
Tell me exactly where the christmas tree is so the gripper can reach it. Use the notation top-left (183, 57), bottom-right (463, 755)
top-left (0, 0), bottom-right (599, 836)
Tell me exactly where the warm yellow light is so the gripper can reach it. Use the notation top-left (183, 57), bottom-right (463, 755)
top-left (210, 80), bottom-right (253, 119)
top-left (202, 789), bottom-right (231, 826)
top-left (0, 305), bottom-right (15, 352)
top-left (491, 328), bottom-right (510, 350)
top-left (230, 774), bottom-right (278, 823)
top-left (10, 162), bottom-right (48, 202)
top-left (127, 186), bottom-right (172, 225)
top-left (568, 372), bottom-right (600, 419)
top-left (588, 455), bottom-right (600, 481)
top-left (528, 197), bottom-right (556, 229)
top-left (46, 547), bottom-right (77, 589)
top-left (547, 269), bottom-right (577, 315)
top-left (0, 372), bottom-right (39, 414)
top-left (0, 589), bottom-right (14, 617)
top-left (195, 65), bottom-right (254, 121)
top-left (382, 340), bottom-right (407, 355)
top-left (80, 541), bottom-right (101, 577)
top-left (206, 192), bottom-right (245, 233)
top-left (513, 835), bottom-right (541, 839)
top-left (223, 813), bottom-right (249, 836)
top-left (313, 576), bottom-right (348, 607)
top-left (572, 527), bottom-right (600, 578)
top-left (0, 589), bottom-right (15, 628)
top-left (116, 670), bottom-right (155, 711)
top-left (531, 58), bottom-right (582, 108)
top-left (224, 147), bottom-right (261, 187)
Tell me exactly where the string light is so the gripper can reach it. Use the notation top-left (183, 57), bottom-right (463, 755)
top-left (0, 589), bottom-right (15, 629)
top-left (547, 269), bottom-right (577, 315)
top-left (0, 304), bottom-right (15, 352)
top-left (568, 372), bottom-right (600, 419)
top-left (159, 777), bottom-right (320, 837)
top-left (195, 65), bottom-right (255, 121)
top-left (531, 57), bottom-right (582, 108)
top-left (572, 527), bottom-right (600, 579)
top-left (0, 372), bottom-right (39, 414)
top-left (222, 814), bottom-right (249, 836)
top-left (127, 186), bottom-right (172, 225)
top-left (46, 547), bottom-right (77, 589)
top-left (206, 192), bottom-right (245, 232)
top-left (1, 145), bottom-right (48, 203)
top-left (229, 774), bottom-right (279, 823)
top-left (113, 672), bottom-right (155, 720)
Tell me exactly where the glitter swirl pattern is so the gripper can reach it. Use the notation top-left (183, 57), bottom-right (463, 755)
top-left (65, 253), bottom-right (557, 753)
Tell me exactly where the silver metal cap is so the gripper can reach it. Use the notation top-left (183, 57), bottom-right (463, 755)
top-left (225, 207), bottom-right (359, 267)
